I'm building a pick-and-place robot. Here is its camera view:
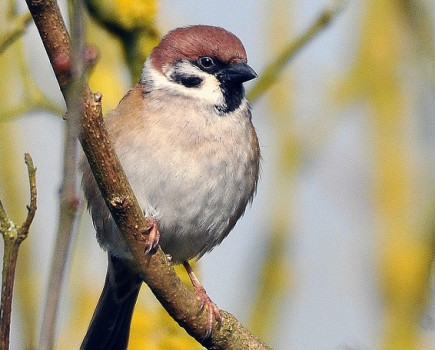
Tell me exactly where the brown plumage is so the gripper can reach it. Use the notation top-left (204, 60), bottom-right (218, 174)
top-left (81, 25), bottom-right (259, 349)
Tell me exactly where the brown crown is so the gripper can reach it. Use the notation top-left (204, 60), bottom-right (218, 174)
top-left (150, 25), bottom-right (248, 72)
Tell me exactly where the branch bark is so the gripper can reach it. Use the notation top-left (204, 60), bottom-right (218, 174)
top-left (25, 0), bottom-right (271, 348)
top-left (0, 153), bottom-right (37, 350)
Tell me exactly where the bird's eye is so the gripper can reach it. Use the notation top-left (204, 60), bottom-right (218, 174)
top-left (198, 56), bottom-right (215, 70)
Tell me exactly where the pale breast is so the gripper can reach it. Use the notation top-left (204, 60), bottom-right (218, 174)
top-left (87, 87), bottom-right (260, 263)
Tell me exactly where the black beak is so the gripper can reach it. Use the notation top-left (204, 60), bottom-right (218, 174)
top-left (218, 62), bottom-right (257, 84)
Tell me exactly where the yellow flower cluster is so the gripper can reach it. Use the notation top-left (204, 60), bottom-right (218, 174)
top-left (85, 0), bottom-right (158, 32)
top-left (114, 0), bottom-right (157, 31)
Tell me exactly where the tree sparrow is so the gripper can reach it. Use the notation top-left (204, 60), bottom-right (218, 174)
top-left (80, 25), bottom-right (260, 349)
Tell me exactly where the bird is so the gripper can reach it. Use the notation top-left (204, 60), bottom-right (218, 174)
top-left (80, 24), bottom-right (260, 349)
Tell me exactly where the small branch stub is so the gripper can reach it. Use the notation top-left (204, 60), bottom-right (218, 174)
top-left (20, 153), bottom-right (37, 239)
top-left (108, 195), bottom-right (129, 210)
top-left (94, 92), bottom-right (102, 103)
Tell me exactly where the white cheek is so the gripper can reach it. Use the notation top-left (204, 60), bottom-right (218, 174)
top-left (142, 59), bottom-right (225, 108)
top-left (178, 73), bottom-right (224, 106)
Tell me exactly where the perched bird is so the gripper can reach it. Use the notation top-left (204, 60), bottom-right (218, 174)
top-left (80, 25), bottom-right (260, 349)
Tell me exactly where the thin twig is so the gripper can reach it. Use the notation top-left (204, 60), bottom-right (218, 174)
top-left (38, 120), bottom-right (80, 350)
top-left (19, 154), bottom-right (37, 237)
top-left (0, 3), bottom-right (63, 123)
top-left (38, 1), bottom-right (85, 348)
top-left (0, 100), bottom-right (64, 123)
top-left (248, 0), bottom-right (346, 103)
top-left (0, 153), bottom-right (37, 350)
top-left (0, 12), bottom-right (32, 54)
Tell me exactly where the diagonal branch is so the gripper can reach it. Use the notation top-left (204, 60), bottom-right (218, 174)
top-left (25, 0), bottom-right (271, 348)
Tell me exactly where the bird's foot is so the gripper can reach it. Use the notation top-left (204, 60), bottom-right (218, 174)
top-left (183, 261), bottom-right (221, 339)
top-left (144, 217), bottom-right (160, 254)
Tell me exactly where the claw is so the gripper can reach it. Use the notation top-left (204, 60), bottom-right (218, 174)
top-left (144, 218), bottom-right (160, 254)
top-left (183, 261), bottom-right (221, 339)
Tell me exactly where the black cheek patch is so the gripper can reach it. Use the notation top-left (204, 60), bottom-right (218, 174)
top-left (170, 72), bottom-right (203, 88)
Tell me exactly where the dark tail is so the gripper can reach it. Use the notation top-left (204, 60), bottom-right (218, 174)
top-left (81, 254), bottom-right (142, 350)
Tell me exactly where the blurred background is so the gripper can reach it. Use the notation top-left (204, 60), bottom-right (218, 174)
top-left (1, 0), bottom-right (435, 349)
